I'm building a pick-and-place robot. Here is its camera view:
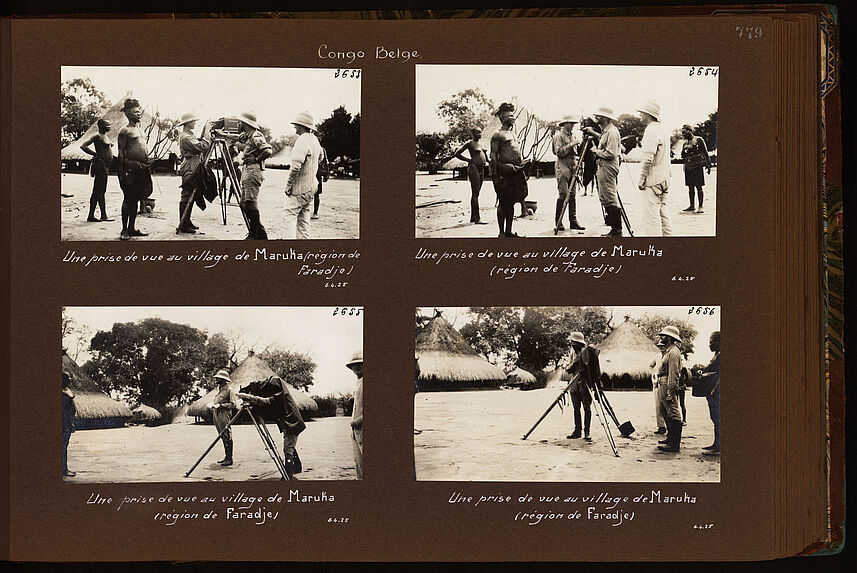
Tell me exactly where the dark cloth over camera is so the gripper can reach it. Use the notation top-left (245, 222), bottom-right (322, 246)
top-left (240, 375), bottom-right (306, 435)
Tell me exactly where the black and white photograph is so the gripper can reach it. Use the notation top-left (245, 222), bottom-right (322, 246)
top-left (414, 306), bottom-right (721, 482)
top-left (61, 67), bottom-right (361, 241)
top-left (61, 306), bottom-right (364, 482)
top-left (415, 65), bottom-right (718, 238)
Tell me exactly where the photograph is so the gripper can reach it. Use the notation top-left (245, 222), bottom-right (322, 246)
top-left (415, 65), bottom-right (718, 238)
top-left (61, 66), bottom-right (361, 241)
top-left (61, 306), bottom-right (364, 482)
top-left (414, 306), bottom-right (721, 482)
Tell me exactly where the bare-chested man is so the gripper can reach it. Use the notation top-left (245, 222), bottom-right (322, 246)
top-left (452, 128), bottom-right (488, 224)
top-left (117, 99), bottom-right (153, 240)
top-left (79, 118), bottom-right (115, 222)
top-left (490, 102), bottom-right (529, 238)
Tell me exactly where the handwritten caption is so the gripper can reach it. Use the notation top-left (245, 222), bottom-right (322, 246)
top-left (448, 489), bottom-right (697, 528)
top-left (415, 245), bottom-right (664, 279)
top-left (62, 248), bottom-right (359, 287)
top-left (85, 489), bottom-right (340, 527)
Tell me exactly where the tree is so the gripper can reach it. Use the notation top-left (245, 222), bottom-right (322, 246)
top-left (436, 88), bottom-right (495, 144)
top-left (316, 106), bottom-right (360, 160)
top-left (616, 113), bottom-right (646, 150)
top-left (258, 348), bottom-right (317, 392)
top-left (198, 332), bottom-right (232, 391)
top-left (460, 306), bottom-right (611, 372)
top-left (84, 318), bottom-right (211, 412)
top-left (695, 110), bottom-right (718, 150)
top-left (61, 78), bottom-right (110, 147)
top-left (61, 307), bottom-right (91, 363)
top-left (635, 314), bottom-right (699, 358)
top-left (415, 132), bottom-right (451, 173)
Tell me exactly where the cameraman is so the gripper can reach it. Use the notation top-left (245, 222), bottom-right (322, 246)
top-left (584, 107), bottom-right (623, 237)
top-left (214, 112), bottom-right (272, 239)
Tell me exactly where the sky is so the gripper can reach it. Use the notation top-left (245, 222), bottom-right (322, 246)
top-left (62, 66), bottom-right (361, 139)
top-left (416, 64), bottom-right (719, 135)
top-left (420, 305), bottom-right (720, 364)
top-left (65, 306), bottom-right (363, 395)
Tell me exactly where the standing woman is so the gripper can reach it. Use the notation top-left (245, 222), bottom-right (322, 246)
top-left (680, 125), bottom-right (711, 214)
top-left (452, 128), bottom-right (489, 225)
top-left (209, 369), bottom-right (237, 466)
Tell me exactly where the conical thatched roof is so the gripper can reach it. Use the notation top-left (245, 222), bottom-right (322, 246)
top-left (506, 367), bottom-right (536, 385)
top-left (596, 319), bottom-right (660, 378)
top-left (131, 404), bottom-right (162, 422)
top-left (415, 311), bottom-right (506, 388)
top-left (61, 92), bottom-right (178, 161)
top-left (62, 351), bottom-right (132, 428)
top-left (187, 354), bottom-right (318, 418)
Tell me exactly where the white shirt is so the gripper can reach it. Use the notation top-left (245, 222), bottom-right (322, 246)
top-left (638, 120), bottom-right (671, 188)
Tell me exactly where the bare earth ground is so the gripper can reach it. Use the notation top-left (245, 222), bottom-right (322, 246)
top-left (416, 164), bottom-right (717, 238)
top-left (61, 171), bottom-right (359, 241)
top-left (414, 388), bottom-right (720, 482)
top-left (64, 416), bottom-right (358, 483)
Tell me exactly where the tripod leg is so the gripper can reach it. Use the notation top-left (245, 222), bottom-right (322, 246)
top-left (258, 420), bottom-right (290, 479)
top-left (616, 192), bottom-right (634, 237)
top-left (185, 407), bottom-right (245, 477)
top-left (247, 410), bottom-right (290, 481)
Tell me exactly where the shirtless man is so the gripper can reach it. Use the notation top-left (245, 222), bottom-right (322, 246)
top-left (452, 128), bottom-right (488, 224)
top-left (116, 99), bottom-right (153, 240)
top-left (79, 119), bottom-right (115, 223)
top-left (490, 102), bottom-right (529, 238)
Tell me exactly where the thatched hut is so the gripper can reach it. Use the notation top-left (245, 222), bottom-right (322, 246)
top-left (187, 354), bottom-right (318, 421)
top-left (506, 367), bottom-right (537, 389)
top-left (131, 404), bottom-right (162, 425)
top-left (62, 350), bottom-right (132, 429)
top-left (596, 318), bottom-right (661, 390)
top-left (415, 310), bottom-right (507, 391)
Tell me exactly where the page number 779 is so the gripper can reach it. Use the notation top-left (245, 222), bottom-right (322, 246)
top-left (736, 25), bottom-right (763, 39)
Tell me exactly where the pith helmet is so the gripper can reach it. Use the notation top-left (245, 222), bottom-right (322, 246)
top-left (346, 350), bottom-right (363, 367)
top-left (658, 325), bottom-right (682, 343)
top-left (291, 111), bottom-right (315, 130)
top-left (214, 369), bottom-right (231, 383)
top-left (635, 100), bottom-right (661, 121)
top-left (176, 112), bottom-right (199, 127)
top-left (570, 331), bottom-right (586, 344)
top-left (238, 111), bottom-right (260, 129)
top-left (558, 114), bottom-right (578, 126)
top-left (593, 106), bottom-right (617, 121)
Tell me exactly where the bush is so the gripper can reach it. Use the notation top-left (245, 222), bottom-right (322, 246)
top-left (311, 395), bottom-right (338, 418)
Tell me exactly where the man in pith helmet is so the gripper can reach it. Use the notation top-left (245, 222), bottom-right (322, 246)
top-left (346, 351), bottom-right (364, 478)
top-left (284, 111), bottom-right (323, 239)
top-left (655, 325), bottom-right (684, 452)
top-left (552, 115), bottom-right (585, 232)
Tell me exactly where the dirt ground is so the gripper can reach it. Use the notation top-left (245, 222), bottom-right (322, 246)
top-left (416, 164), bottom-right (717, 238)
top-left (414, 388), bottom-right (720, 482)
top-left (61, 171), bottom-right (359, 241)
top-left (63, 416), bottom-right (358, 483)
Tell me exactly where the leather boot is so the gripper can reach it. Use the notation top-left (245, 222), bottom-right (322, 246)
top-left (220, 439), bottom-right (233, 466)
top-left (568, 194), bottom-right (585, 230)
top-left (554, 198), bottom-right (565, 230)
top-left (178, 201), bottom-right (195, 233)
top-left (283, 452), bottom-right (295, 479)
top-left (658, 420), bottom-right (680, 452)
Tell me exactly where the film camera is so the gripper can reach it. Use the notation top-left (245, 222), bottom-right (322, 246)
top-left (210, 117), bottom-right (244, 136)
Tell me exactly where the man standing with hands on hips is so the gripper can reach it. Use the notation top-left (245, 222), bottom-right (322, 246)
top-left (636, 100), bottom-right (673, 237)
top-left (284, 111), bottom-right (323, 239)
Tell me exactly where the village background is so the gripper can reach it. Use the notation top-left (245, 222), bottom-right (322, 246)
top-left (62, 306), bottom-right (363, 482)
top-left (60, 67), bottom-right (361, 240)
top-left (414, 306), bottom-right (721, 482)
top-left (415, 65), bottom-right (719, 238)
